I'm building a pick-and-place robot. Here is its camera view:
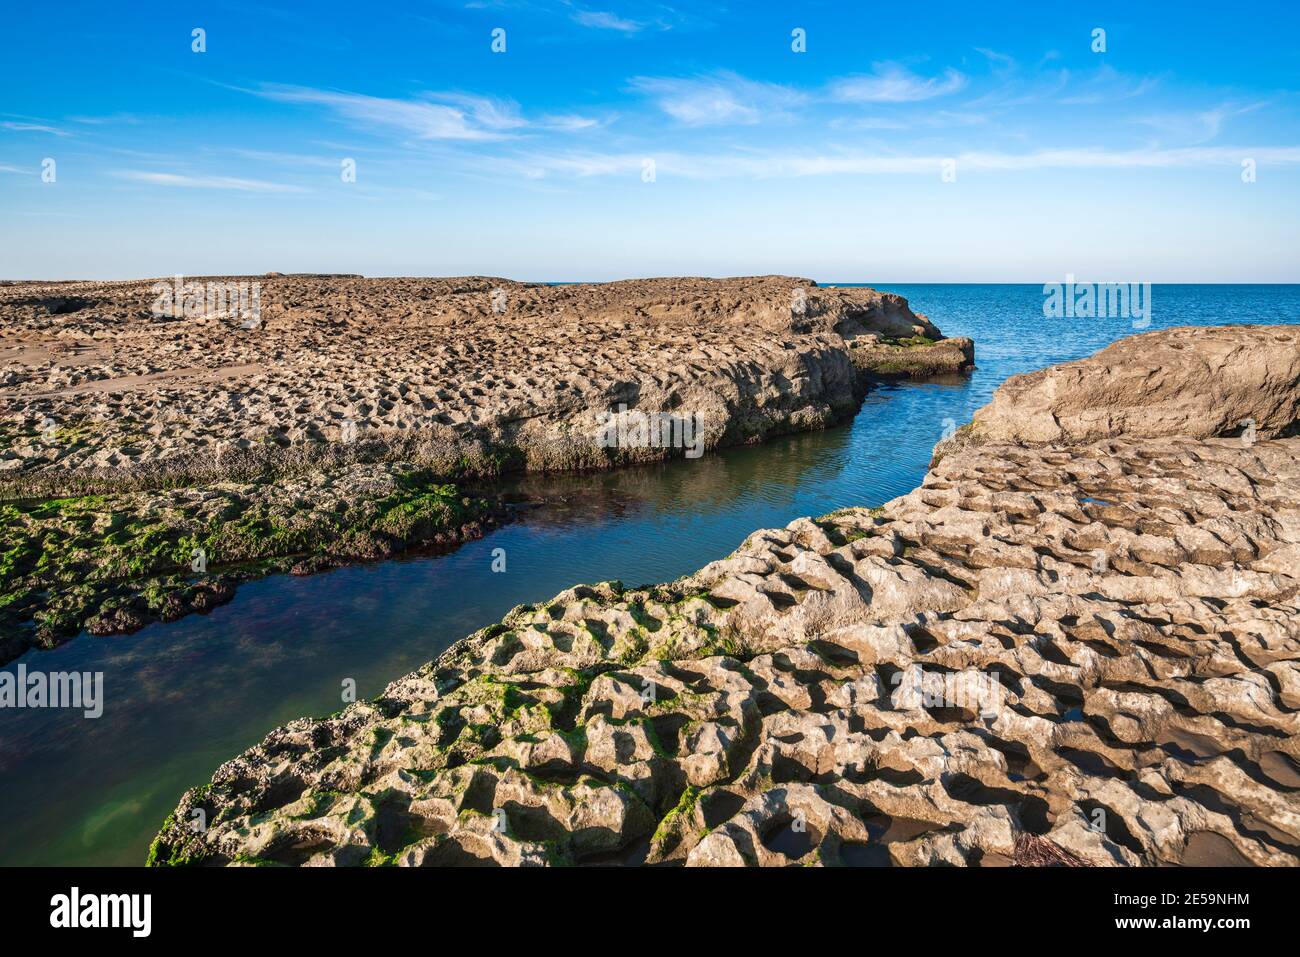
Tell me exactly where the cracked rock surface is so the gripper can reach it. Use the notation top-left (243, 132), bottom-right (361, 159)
top-left (150, 325), bottom-right (1300, 867)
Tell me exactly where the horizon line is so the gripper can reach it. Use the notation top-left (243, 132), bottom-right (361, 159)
top-left (4, 275), bottom-right (1300, 286)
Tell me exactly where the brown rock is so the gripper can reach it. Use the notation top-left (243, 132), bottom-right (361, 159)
top-left (965, 324), bottom-right (1299, 445)
top-left (0, 275), bottom-right (967, 495)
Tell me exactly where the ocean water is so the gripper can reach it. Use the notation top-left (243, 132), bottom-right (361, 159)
top-left (1, 284), bottom-right (1296, 865)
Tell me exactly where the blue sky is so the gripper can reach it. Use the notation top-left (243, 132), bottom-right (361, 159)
top-left (3, 0), bottom-right (1299, 281)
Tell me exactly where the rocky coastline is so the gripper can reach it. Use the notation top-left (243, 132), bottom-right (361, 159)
top-left (148, 323), bottom-right (1300, 868)
top-left (1, 275), bottom-right (970, 494)
top-left (0, 276), bottom-right (970, 661)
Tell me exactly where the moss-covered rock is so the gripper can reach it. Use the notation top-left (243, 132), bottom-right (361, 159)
top-left (0, 463), bottom-right (503, 663)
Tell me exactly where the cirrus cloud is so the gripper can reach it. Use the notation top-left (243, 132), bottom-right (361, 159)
top-left (828, 63), bottom-right (968, 103)
top-left (254, 85), bottom-right (524, 141)
top-left (572, 9), bottom-right (644, 32)
top-left (113, 170), bottom-right (308, 192)
top-left (629, 71), bottom-right (805, 125)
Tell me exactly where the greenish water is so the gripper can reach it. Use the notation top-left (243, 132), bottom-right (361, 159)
top-left (1, 283), bottom-right (1296, 866)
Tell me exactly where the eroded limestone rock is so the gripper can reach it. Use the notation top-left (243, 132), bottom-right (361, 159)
top-left (148, 326), bottom-right (1300, 868)
top-left (956, 324), bottom-right (1299, 447)
top-left (0, 276), bottom-right (964, 496)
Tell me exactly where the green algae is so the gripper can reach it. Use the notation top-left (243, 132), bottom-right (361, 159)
top-left (650, 784), bottom-right (700, 850)
top-left (0, 472), bottom-right (495, 662)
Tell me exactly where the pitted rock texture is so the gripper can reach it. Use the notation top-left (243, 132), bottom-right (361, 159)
top-left (961, 324), bottom-right (1299, 446)
top-left (150, 431), bottom-right (1300, 867)
top-left (0, 275), bottom-right (958, 496)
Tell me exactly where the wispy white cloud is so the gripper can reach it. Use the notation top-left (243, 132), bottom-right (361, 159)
top-left (974, 48), bottom-right (1017, 74)
top-left (113, 170), bottom-right (308, 192)
top-left (226, 148), bottom-right (346, 168)
top-left (964, 59), bottom-right (1157, 112)
top-left (435, 92), bottom-right (527, 132)
top-left (1059, 64), bottom-right (1160, 105)
top-left (1134, 100), bottom-right (1268, 144)
top-left (828, 63), bottom-right (967, 103)
top-left (629, 71), bottom-right (804, 125)
top-left (490, 144), bottom-right (1300, 181)
top-left (66, 113), bottom-right (148, 126)
top-left (254, 85), bottom-right (524, 140)
top-left (541, 113), bottom-right (605, 131)
top-left (249, 85), bottom-right (606, 141)
top-left (628, 63), bottom-right (968, 126)
top-left (572, 9), bottom-right (644, 32)
top-left (943, 145), bottom-right (1298, 172)
top-left (964, 65), bottom-right (1069, 109)
top-left (1, 120), bottom-right (71, 136)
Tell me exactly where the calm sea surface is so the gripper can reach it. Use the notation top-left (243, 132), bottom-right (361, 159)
top-left (2, 284), bottom-right (1297, 865)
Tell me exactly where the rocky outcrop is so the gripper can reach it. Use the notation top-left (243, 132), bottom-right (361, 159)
top-left (953, 324), bottom-right (1299, 447)
top-left (0, 276), bottom-right (966, 497)
top-left (847, 335), bottom-right (975, 377)
top-left (150, 325), bottom-right (1300, 867)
